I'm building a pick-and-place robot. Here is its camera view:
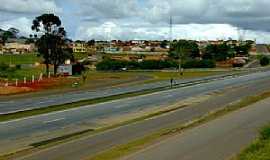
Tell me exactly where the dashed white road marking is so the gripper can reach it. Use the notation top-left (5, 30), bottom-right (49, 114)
top-left (44, 118), bottom-right (65, 124)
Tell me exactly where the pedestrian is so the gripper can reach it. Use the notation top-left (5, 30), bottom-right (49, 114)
top-left (82, 74), bottom-right (87, 83)
top-left (170, 78), bottom-right (173, 88)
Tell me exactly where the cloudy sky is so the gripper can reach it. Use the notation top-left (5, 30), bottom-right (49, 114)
top-left (1, 0), bottom-right (270, 43)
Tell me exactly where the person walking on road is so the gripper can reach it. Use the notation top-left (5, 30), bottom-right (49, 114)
top-left (170, 78), bottom-right (174, 88)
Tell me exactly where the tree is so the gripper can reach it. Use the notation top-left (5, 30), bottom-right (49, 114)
top-left (160, 40), bottom-right (169, 49)
top-left (1, 28), bottom-right (19, 45)
top-left (169, 40), bottom-right (195, 75)
top-left (235, 43), bottom-right (252, 56)
top-left (203, 43), bottom-right (230, 61)
top-left (169, 40), bottom-right (200, 59)
top-left (87, 39), bottom-right (95, 46)
top-left (32, 14), bottom-right (72, 76)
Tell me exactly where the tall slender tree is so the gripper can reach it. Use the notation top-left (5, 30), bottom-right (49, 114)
top-left (169, 40), bottom-right (196, 75)
top-left (32, 14), bottom-right (72, 76)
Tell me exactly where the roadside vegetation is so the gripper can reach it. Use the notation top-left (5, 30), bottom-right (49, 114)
top-left (0, 54), bottom-right (40, 65)
top-left (234, 124), bottom-right (270, 160)
top-left (0, 63), bottom-right (45, 79)
top-left (259, 55), bottom-right (270, 66)
top-left (96, 59), bottom-right (216, 71)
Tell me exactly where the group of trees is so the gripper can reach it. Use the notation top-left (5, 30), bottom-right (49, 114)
top-left (0, 28), bottom-right (19, 45)
top-left (203, 42), bottom-right (252, 61)
top-left (169, 40), bottom-right (201, 75)
top-left (1, 13), bottom-right (255, 74)
top-left (96, 59), bottom-right (216, 71)
top-left (97, 59), bottom-right (178, 71)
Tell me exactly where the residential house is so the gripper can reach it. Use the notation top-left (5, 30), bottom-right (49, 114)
top-left (1, 43), bottom-right (35, 54)
top-left (73, 42), bottom-right (87, 53)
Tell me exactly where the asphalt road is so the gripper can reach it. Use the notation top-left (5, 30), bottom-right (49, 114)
top-left (6, 70), bottom-right (270, 160)
top-left (122, 98), bottom-right (270, 160)
top-left (0, 73), bottom-right (244, 114)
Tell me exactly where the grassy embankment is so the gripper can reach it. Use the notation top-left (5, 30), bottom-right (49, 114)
top-left (234, 124), bottom-right (270, 160)
top-left (0, 54), bottom-right (44, 80)
top-left (0, 54), bottom-right (40, 65)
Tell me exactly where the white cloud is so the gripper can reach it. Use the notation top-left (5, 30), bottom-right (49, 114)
top-left (0, 17), bottom-right (32, 36)
top-left (75, 21), bottom-right (270, 43)
top-left (1, 0), bottom-right (270, 42)
top-left (0, 0), bottom-right (62, 13)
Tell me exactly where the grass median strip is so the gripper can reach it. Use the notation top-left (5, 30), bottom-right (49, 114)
top-left (87, 91), bottom-right (270, 160)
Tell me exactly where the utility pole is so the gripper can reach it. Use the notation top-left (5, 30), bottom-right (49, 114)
top-left (169, 14), bottom-right (173, 43)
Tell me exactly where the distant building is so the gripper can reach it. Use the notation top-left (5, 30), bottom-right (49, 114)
top-left (72, 42), bottom-right (87, 53)
top-left (1, 43), bottom-right (35, 54)
top-left (105, 52), bottom-right (168, 62)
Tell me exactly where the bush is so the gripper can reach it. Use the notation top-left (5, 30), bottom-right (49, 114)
top-left (15, 64), bottom-right (22, 70)
top-left (260, 56), bottom-right (270, 66)
top-left (183, 59), bottom-right (216, 69)
top-left (96, 59), bottom-right (178, 71)
top-left (0, 63), bottom-right (9, 71)
top-left (260, 125), bottom-right (270, 140)
top-left (96, 59), bottom-right (217, 71)
top-left (96, 59), bottom-right (127, 71)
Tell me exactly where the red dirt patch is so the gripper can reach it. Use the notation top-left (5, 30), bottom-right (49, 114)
top-left (0, 86), bottom-right (33, 95)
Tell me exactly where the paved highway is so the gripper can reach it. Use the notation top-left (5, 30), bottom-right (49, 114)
top-left (0, 70), bottom-right (268, 157)
top-left (0, 73), bottom-right (244, 114)
top-left (122, 98), bottom-right (270, 160)
top-left (15, 75), bottom-right (270, 160)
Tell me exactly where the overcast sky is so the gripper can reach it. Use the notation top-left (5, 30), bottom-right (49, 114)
top-left (0, 0), bottom-right (270, 43)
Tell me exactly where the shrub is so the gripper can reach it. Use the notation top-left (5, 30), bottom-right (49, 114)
top-left (96, 59), bottom-right (178, 71)
top-left (96, 59), bottom-right (216, 71)
top-left (15, 64), bottom-right (22, 70)
top-left (183, 59), bottom-right (216, 69)
top-left (260, 125), bottom-right (270, 140)
top-left (0, 63), bottom-right (9, 71)
top-left (260, 56), bottom-right (270, 66)
top-left (96, 59), bottom-right (127, 71)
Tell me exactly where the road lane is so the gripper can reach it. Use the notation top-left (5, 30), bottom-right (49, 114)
top-left (0, 71), bottom-right (266, 141)
top-left (0, 73), bottom-right (245, 114)
top-left (0, 70), bottom-right (266, 157)
top-left (15, 74), bottom-right (270, 160)
top-left (122, 98), bottom-right (270, 160)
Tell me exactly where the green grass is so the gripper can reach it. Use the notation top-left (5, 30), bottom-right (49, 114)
top-left (0, 54), bottom-right (41, 65)
top-left (0, 54), bottom-right (44, 80)
top-left (234, 124), bottom-right (270, 160)
top-left (73, 53), bottom-right (88, 60)
top-left (87, 91), bottom-right (270, 160)
top-left (0, 66), bottom-right (46, 80)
